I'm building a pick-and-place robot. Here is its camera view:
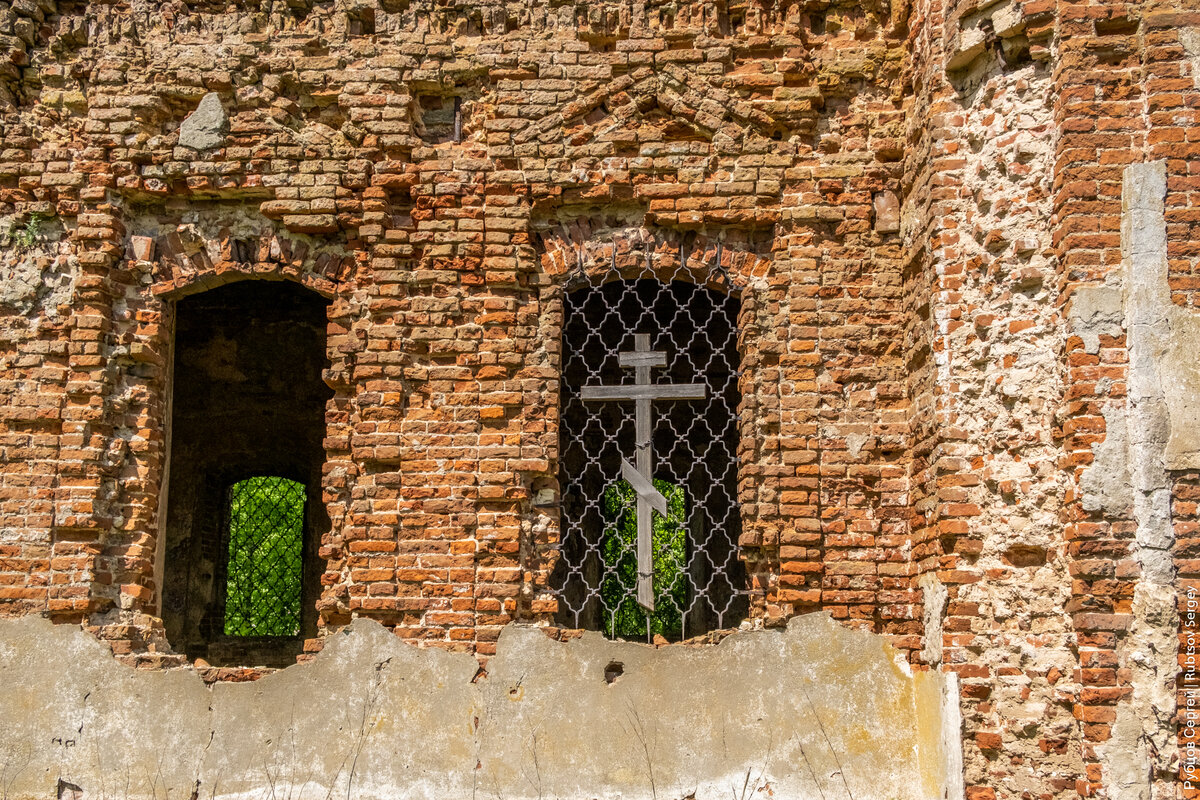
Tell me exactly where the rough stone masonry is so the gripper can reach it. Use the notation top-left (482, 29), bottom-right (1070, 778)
top-left (0, 0), bottom-right (1199, 798)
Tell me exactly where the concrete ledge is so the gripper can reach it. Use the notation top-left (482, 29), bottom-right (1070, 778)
top-left (0, 613), bottom-right (959, 800)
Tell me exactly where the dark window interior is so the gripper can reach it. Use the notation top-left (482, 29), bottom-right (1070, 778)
top-left (161, 280), bottom-right (331, 668)
top-left (554, 279), bottom-right (748, 640)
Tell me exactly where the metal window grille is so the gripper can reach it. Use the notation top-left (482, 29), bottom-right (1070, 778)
top-left (554, 273), bottom-right (747, 641)
top-left (222, 476), bottom-right (305, 637)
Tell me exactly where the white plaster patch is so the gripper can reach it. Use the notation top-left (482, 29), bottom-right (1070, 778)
top-left (1180, 29), bottom-right (1200, 89)
top-left (1080, 404), bottom-right (1133, 515)
top-left (920, 573), bottom-right (948, 667)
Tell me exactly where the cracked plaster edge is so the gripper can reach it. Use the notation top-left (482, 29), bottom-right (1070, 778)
top-left (0, 606), bottom-right (939, 689)
top-left (0, 611), bottom-right (965, 800)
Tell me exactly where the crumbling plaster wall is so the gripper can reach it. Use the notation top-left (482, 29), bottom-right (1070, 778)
top-left (901, 0), bottom-right (1082, 789)
top-left (934, 59), bottom-right (1081, 800)
top-left (0, 215), bottom-right (74, 319)
top-left (0, 611), bottom-right (961, 800)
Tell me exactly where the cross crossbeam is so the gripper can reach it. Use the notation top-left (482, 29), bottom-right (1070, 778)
top-left (580, 333), bottom-right (706, 613)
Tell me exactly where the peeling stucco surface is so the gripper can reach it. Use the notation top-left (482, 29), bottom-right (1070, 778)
top-left (1119, 161), bottom-right (1200, 474)
top-left (1181, 28), bottom-right (1200, 89)
top-left (1096, 161), bottom-right (1180, 800)
top-left (0, 216), bottom-right (75, 318)
top-left (1080, 403), bottom-right (1132, 517)
top-left (0, 612), bottom-right (960, 800)
top-left (1068, 284), bottom-right (1123, 357)
top-left (1162, 309), bottom-right (1200, 470)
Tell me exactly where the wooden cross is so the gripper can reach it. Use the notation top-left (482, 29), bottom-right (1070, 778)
top-left (580, 334), bottom-right (706, 612)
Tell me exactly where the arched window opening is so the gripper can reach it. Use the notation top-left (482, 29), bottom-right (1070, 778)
top-left (222, 476), bottom-right (306, 638)
top-left (555, 277), bottom-right (748, 641)
top-left (160, 280), bottom-right (331, 668)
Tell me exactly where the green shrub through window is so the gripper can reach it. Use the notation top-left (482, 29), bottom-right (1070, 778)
top-left (224, 476), bottom-right (305, 637)
top-left (600, 478), bottom-right (689, 639)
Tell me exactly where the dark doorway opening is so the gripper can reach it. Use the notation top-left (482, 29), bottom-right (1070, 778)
top-left (161, 280), bottom-right (332, 667)
top-left (553, 278), bottom-right (748, 640)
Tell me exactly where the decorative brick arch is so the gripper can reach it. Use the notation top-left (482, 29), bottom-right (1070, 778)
top-left (537, 221), bottom-right (771, 295)
top-left (517, 62), bottom-right (807, 147)
top-left (523, 212), bottom-right (780, 635)
top-left (143, 226), bottom-right (360, 300)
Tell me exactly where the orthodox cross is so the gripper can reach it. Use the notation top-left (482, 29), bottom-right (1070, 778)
top-left (580, 334), bottom-right (706, 612)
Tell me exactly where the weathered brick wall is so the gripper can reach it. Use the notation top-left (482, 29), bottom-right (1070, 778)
top-left (1, 0), bottom-right (1199, 797)
top-left (904, 0), bottom-right (1081, 797)
top-left (1053, 2), bottom-right (1200, 799)
top-left (0, 0), bottom-right (917, 650)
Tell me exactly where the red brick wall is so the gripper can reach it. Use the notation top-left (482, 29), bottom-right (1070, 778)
top-left (0, 0), bottom-right (1198, 795)
top-left (1055, 1), bottom-right (1200, 797)
top-left (0, 1), bottom-right (917, 647)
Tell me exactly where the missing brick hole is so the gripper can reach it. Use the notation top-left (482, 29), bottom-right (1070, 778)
top-left (228, 238), bottom-right (254, 263)
top-left (288, 0), bottom-right (313, 23)
top-left (57, 780), bottom-right (83, 800)
top-left (414, 94), bottom-right (466, 145)
top-left (304, 103), bottom-right (348, 131)
top-left (604, 661), bottom-right (624, 683)
top-left (1094, 16), bottom-right (1139, 36)
top-left (725, 9), bottom-right (744, 35)
top-left (809, 11), bottom-right (826, 35)
top-left (1003, 545), bottom-right (1047, 568)
top-left (347, 8), bottom-right (375, 35)
top-left (583, 103), bottom-right (610, 126)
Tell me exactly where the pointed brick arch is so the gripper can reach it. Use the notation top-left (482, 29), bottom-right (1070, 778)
top-left (518, 63), bottom-right (800, 148)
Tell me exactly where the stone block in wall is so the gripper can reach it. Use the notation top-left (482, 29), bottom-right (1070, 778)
top-left (178, 93), bottom-right (228, 151)
top-left (874, 190), bottom-right (901, 233)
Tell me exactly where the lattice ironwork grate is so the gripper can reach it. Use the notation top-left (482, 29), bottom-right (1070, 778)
top-left (223, 476), bottom-right (305, 637)
top-left (554, 268), bottom-right (747, 641)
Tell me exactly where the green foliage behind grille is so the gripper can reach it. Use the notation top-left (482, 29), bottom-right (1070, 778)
top-left (600, 478), bottom-right (689, 640)
top-left (224, 476), bottom-right (305, 637)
